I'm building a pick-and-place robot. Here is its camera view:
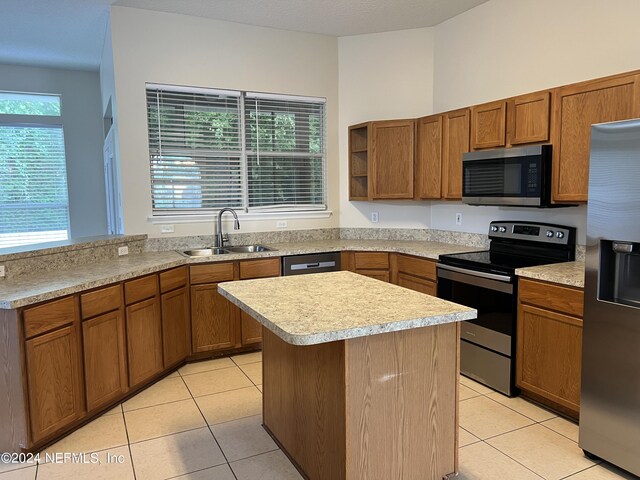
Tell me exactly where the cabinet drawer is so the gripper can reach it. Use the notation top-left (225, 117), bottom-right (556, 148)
top-left (160, 266), bottom-right (188, 293)
top-left (80, 285), bottom-right (122, 320)
top-left (24, 296), bottom-right (78, 339)
top-left (396, 254), bottom-right (436, 281)
top-left (190, 263), bottom-right (235, 285)
top-left (353, 252), bottom-right (389, 270)
top-left (239, 258), bottom-right (281, 280)
top-left (397, 273), bottom-right (437, 296)
top-left (519, 278), bottom-right (584, 317)
top-left (124, 275), bottom-right (158, 305)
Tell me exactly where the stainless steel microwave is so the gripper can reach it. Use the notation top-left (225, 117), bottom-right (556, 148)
top-left (462, 144), bottom-right (553, 207)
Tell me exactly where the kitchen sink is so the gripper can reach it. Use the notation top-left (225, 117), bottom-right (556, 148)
top-left (225, 244), bottom-right (276, 253)
top-left (181, 248), bottom-right (230, 257)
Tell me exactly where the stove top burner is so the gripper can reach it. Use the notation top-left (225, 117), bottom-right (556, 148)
top-left (438, 249), bottom-right (560, 276)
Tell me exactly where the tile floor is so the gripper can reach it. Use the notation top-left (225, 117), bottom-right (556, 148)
top-left (0, 352), bottom-right (636, 480)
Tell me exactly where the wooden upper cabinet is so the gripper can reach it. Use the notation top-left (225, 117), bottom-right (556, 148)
top-left (507, 91), bottom-right (551, 146)
top-left (470, 100), bottom-right (506, 149)
top-left (442, 108), bottom-right (470, 200)
top-left (415, 115), bottom-right (443, 199)
top-left (552, 73), bottom-right (640, 202)
top-left (370, 119), bottom-right (415, 199)
top-left (348, 123), bottom-right (370, 200)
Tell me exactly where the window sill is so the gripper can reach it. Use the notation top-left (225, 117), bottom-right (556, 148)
top-left (147, 210), bottom-right (333, 224)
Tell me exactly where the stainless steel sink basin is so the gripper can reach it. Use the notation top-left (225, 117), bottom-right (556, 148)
top-left (224, 244), bottom-right (276, 253)
top-left (181, 248), bottom-right (230, 257)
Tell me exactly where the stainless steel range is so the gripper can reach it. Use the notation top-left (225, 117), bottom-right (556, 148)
top-left (437, 221), bottom-right (576, 396)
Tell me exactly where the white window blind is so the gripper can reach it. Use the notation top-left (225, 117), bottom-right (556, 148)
top-left (0, 92), bottom-right (69, 248)
top-left (146, 84), bottom-right (327, 216)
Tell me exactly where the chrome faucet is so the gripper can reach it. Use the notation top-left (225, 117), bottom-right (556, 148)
top-left (215, 208), bottom-right (240, 248)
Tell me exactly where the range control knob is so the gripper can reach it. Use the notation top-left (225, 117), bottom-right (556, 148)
top-left (491, 226), bottom-right (499, 232)
top-left (556, 231), bottom-right (565, 239)
top-left (499, 226), bottom-right (507, 233)
top-left (546, 230), bottom-right (554, 238)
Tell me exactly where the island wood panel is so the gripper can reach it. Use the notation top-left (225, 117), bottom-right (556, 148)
top-left (190, 284), bottom-right (237, 352)
top-left (83, 310), bottom-right (128, 411)
top-left (80, 285), bottom-right (122, 320)
top-left (415, 115), bottom-right (443, 199)
top-left (162, 286), bottom-right (191, 367)
top-left (126, 298), bottom-right (164, 387)
top-left (370, 120), bottom-right (415, 199)
top-left (507, 91), bottom-right (551, 145)
top-left (23, 296), bottom-right (77, 339)
top-left (0, 309), bottom-right (28, 453)
top-left (262, 328), bottom-right (346, 480)
top-left (442, 109), bottom-right (470, 200)
top-left (345, 323), bottom-right (457, 480)
top-left (470, 100), bottom-right (506, 149)
top-left (25, 324), bottom-right (85, 444)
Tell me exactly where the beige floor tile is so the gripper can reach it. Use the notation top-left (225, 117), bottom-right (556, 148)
top-left (196, 386), bottom-right (262, 425)
top-left (179, 357), bottom-right (235, 376)
top-left (130, 427), bottom-right (225, 480)
top-left (487, 424), bottom-right (597, 480)
top-left (459, 427), bottom-right (481, 447)
top-left (41, 412), bottom-right (128, 457)
top-left (564, 464), bottom-right (638, 479)
top-left (182, 366), bottom-right (253, 397)
top-left (486, 392), bottom-right (557, 422)
top-left (0, 459), bottom-right (36, 475)
top-left (459, 396), bottom-right (534, 439)
top-left (230, 450), bottom-right (302, 480)
top-left (459, 383), bottom-right (482, 401)
top-left (542, 416), bottom-right (580, 443)
top-left (167, 370), bottom-right (181, 378)
top-left (172, 464), bottom-right (236, 479)
top-left (0, 466), bottom-right (36, 480)
top-left (239, 362), bottom-right (262, 385)
top-left (123, 376), bottom-right (191, 411)
top-left (212, 415), bottom-right (278, 462)
top-left (256, 384), bottom-right (263, 392)
top-left (103, 404), bottom-right (123, 416)
top-left (460, 375), bottom-right (494, 395)
top-left (37, 446), bottom-right (134, 480)
top-left (231, 351), bottom-right (262, 366)
top-left (458, 442), bottom-right (543, 480)
top-left (125, 398), bottom-right (206, 443)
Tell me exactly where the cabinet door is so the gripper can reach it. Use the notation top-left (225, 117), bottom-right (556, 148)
top-left (507, 91), bottom-right (551, 146)
top-left (241, 311), bottom-right (262, 345)
top-left (470, 100), bottom-right (506, 149)
top-left (191, 284), bottom-right (237, 352)
top-left (442, 109), bottom-right (470, 200)
top-left (516, 304), bottom-right (582, 414)
top-left (415, 115), bottom-right (442, 199)
top-left (26, 325), bottom-right (84, 443)
top-left (162, 286), bottom-right (190, 368)
top-left (355, 270), bottom-right (390, 283)
top-left (83, 311), bottom-right (128, 411)
top-left (126, 298), bottom-right (163, 387)
top-left (397, 273), bottom-right (437, 296)
top-left (370, 120), bottom-right (415, 199)
top-left (552, 74), bottom-right (640, 202)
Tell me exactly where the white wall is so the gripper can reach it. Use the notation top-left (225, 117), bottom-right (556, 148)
top-left (0, 64), bottom-right (108, 238)
top-left (109, 6), bottom-right (339, 237)
top-left (338, 28), bottom-right (435, 228)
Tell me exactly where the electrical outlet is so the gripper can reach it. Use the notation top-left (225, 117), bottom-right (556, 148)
top-left (276, 220), bottom-right (288, 228)
top-left (371, 211), bottom-right (379, 223)
top-left (455, 212), bottom-right (463, 226)
top-left (0, 266), bottom-right (5, 278)
top-left (118, 246), bottom-right (129, 256)
top-left (161, 224), bottom-right (175, 234)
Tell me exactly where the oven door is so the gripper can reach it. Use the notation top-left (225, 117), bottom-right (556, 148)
top-left (437, 264), bottom-right (517, 395)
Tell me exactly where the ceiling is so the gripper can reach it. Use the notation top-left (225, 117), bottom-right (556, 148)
top-left (0, 0), bottom-right (488, 70)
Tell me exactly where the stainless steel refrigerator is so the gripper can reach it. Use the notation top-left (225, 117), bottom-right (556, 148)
top-left (580, 118), bottom-right (640, 476)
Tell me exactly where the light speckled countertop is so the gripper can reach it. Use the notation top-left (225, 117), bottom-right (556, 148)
top-left (219, 271), bottom-right (476, 345)
top-left (516, 261), bottom-right (585, 288)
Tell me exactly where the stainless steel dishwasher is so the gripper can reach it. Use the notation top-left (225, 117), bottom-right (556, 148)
top-left (281, 252), bottom-right (341, 276)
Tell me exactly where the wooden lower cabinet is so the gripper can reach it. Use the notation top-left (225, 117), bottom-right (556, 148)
top-left (240, 311), bottom-right (262, 345)
top-left (397, 272), bottom-right (436, 295)
top-left (83, 311), bottom-right (128, 411)
top-left (392, 254), bottom-right (438, 295)
top-left (126, 298), bottom-right (164, 387)
top-left (161, 286), bottom-right (190, 367)
top-left (516, 279), bottom-right (584, 417)
top-left (25, 324), bottom-right (85, 444)
top-left (191, 284), bottom-right (237, 352)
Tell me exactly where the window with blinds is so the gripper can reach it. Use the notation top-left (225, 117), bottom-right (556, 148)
top-left (146, 84), bottom-right (326, 216)
top-left (0, 93), bottom-right (70, 248)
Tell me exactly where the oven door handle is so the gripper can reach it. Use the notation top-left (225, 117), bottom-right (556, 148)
top-left (437, 263), bottom-right (513, 283)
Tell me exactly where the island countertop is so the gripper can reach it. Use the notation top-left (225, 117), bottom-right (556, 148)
top-left (218, 270), bottom-right (476, 345)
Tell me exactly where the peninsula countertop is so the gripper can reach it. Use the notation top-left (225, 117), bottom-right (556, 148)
top-left (218, 270), bottom-right (477, 345)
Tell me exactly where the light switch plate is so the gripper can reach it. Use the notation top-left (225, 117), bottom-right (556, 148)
top-left (455, 212), bottom-right (463, 226)
top-left (371, 212), bottom-right (379, 223)
top-left (118, 246), bottom-right (129, 256)
top-left (276, 220), bottom-right (288, 228)
top-left (161, 224), bottom-right (175, 233)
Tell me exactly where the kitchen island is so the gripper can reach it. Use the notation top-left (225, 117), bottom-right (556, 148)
top-left (218, 271), bottom-right (476, 480)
